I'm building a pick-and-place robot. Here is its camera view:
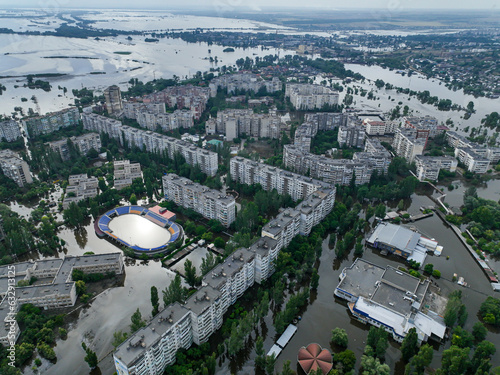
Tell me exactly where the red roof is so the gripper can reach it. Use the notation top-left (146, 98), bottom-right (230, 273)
top-left (149, 205), bottom-right (176, 221)
top-left (297, 343), bottom-right (333, 375)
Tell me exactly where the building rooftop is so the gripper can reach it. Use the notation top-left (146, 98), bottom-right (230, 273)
top-left (184, 285), bottom-right (221, 315)
top-left (367, 222), bottom-right (421, 252)
top-left (336, 259), bottom-right (386, 299)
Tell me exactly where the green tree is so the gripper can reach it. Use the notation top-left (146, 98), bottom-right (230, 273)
top-left (184, 259), bottom-right (199, 288)
top-left (331, 327), bottom-right (348, 348)
top-left (335, 349), bottom-right (356, 372)
top-left (129, 193), bottom-right (138, 205)
top-left (471, 340), bottom-right (496, 370)
top-left (401, 327), bottom-right (418, 361)
top-left (163, 274), bottom-right (187, 306)
top-left (255, 336), bottom-right (265, 370)
top-left (310, 268), bottom-right (319, 290)
top-left (130, 308), bottom-right (146, 333)
top-left (82, 342), bottom-right (98, 369)
top-left (213, 237), bottom-right (225, 248)
top-left (15, 342), bottom-right (35, 366)
top-left (424, 264), bottom-right (434, 275)
top-left (472, 322), bottom-right (488, 342)
top-left (479, 296), bottom-right (500, 327)
top-left (75, 280), bottom-right (86, 296)
top-left (112, 331), bottom-right (128, 349)
top-left (265, 353), bottom-right (276, 375)
top-left (366, 326), bottom-right (389, 360)
top-left (361, 354), bottom-right (390, 375)
top-left (151, 286), bottom-right (159, 317)
top-left (63, 202), bottom-right (84, 228)
top-left (374, 204), bottom-right (386, 219)
top-left (279, 360), bottom-right (295, 375)
top-left (37, 342), bottom-right (56, 360)
top-left (405, 344), bottom-right (433, 375)
top-left (440, 345), bottom-right (470, 375)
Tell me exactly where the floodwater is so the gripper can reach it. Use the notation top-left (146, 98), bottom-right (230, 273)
top-left (170, 246), bottom-right (210, 277)
top-left (108, 214), bottom-right (172, 249)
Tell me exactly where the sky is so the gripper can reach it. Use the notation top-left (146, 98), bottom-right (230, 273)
top-left (0, 0), bottom-right (498, 10)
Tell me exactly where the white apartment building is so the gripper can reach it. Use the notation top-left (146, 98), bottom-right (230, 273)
top-left (0, 149), bottom-right (33, 187)
top-left (162, 174), bottom-right (236, 227)
top-left (82, 113), bottom-right (218, 176)
top-left (392, 128), bottom-right (426, 162)
top-left (0, 120), bottom-right (22, 142)
top-left (455, 147), bottom-right (490, 174)
top-left (136, 110), bottom-right (194, 132)
top-left (114, 160), bottom-right (142, 190)
top-left (123, 102), bottom-right (166, 120)
top-left (414, 155), bottom-right (458, 181)
top-left (63, 174), bottom-right (99, 209)
top-left (285, 84), bottom-right (339, 110)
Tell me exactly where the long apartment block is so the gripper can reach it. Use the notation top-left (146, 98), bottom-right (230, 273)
top-left (22, 107), bottom-right (80, 138)
top-left (209, 73), bottom-right (282, 97)
top-left (285, 83), bottom-right (339, 110)
top-left (63, 174), bottom-right (99, 209)
top-left (446, 131), bottom-right (499, 172)
top-left (415, 155), bottom-right (458, 181)
top-left (46, 132), bottom-right (101, 161)
top-left (162, 174), bottom-right (236, 227)
top-left (82, 113), bottom-right (218, 176)
top-left (392, 128), bottom-right (427, 162)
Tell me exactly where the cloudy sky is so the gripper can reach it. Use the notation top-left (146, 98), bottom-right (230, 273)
top-left (1, 0), bottom-right (498, 10)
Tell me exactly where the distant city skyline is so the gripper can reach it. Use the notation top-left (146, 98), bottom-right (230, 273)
top-left (1, 0), bottom-right (498, 10)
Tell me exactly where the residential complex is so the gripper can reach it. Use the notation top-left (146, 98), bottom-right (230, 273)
top-left (162, 174), bottom-right (236, 227)
top-left (46, 133), bottom-right (101, 161)
top-left (143, 85), bottom-right (210, 120)
top-left (136, 110), bottom-right (194, 132)
top-left (82, 113), bottom-right (218, 176)
top-left (114, 160), bottom-right (142, 190)
top-left (0, 120), bottom-right (22, 142)
top-left (334, 258), bottom-right (446, 344)
top-left (285, 84), bottom-right (339, 110)
top-left (338, 123), bottom-right (365, 148)
top-left (401, 116), bottom-right (441, 139)
top-left (209, 73), bottom-right (282, 97)
top-left (445, 131), bottom-right (498, 173)
top-left (115, 158), bottom-right (335, 375)
top-left (22, 107), bottom-right (80, 138)
top-left (0, 149), bottom-right (33, 187)
top-left (214, 109), bottom-right (281, 141)
top-left (415, 155), bottom-right (458, 181)
top-left (304, 112), bottom-right (348, 131)
top-left (104, 85), bottom-right (124, 116)
top-left (63, 174), bottom-right (99, 209)
top-left (123, 102), bottom-right (166, 120)
top-left (392, 128), bottom-right (427, 162)
top-left (293, 121), bottom-right (317, 152)
top-left (0, 253), bottom-right (124, 344)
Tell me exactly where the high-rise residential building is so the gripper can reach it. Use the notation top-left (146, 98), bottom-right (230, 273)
top-left (209, 73), bottom-right (282, 97)
top-left (215, 109), bottom-right (281, 141)
top-left (22, 108), bottom-right (80, 138)
top-left (445, 131), bottom-right (500, 171)
top-left (104, 85), bottom-right (124, 116)
top-left (402, 116), bottom-right (440, 138)
top-left (414, 155), bottom-right (458, 181)
top-left (0, 149), bottom-right (33, 187)
top-left (46, 133), bottom-right (101, 161)
top-left (454, 147), bottom-right (490, 174)
top-left (338, 123), bottom-right (365, 148)
top-left (392, 128), bottom-right (426, 162)
top-left (0, 120), bottom-right (22, 142)
top-left (285, 84), bottom-right (339, 110)
top-left (122, 102), bottom-right (166, 120)
top-left (162, 174), bottom-right (235, 227)
top-left (82, 113), bottom-right (218, 176)
top-left (304, 112), bottom-right (348, 131)
top-left (136, 110), bottom-right (194, 132)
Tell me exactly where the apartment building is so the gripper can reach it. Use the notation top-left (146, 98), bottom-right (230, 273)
top-left (214, 109), bottom-right (281, 141)
top-left (82, 113), bottom-right (218, 176)
top-left (0, 149), bottom-right (33, 187)
top-left (162, 174), bottom-right (236, 227)
top-left (285, 84), bottom-right (339, 110)
top-left (209, 73), bottom-right (282, 97)
top-left (0, 119), bottom-right (21, 142)
top-left (262, 208), bottom-right (301, 251)
top-left (250, 236), bottom-right (279, 284)
top-left (446, 131), bottom-right (500, 167)
top-left (402, 116), bottom-right (440, 138)
top-left (414, 155), bottom-right (458, 181)
top-left (136, 110), bottom-right (194, 132)
top-left (455, 147), bottom-right (490, 174)
top-left (114, 160), bottom-right (142, 190)
top-left (104, 85), bottom-right (124, 116)
top-left (304, 112), bottom-right (348, 131)
top-left (338, 124), bottom-right (365, 148)
top-left (143, 85), bottom-right (210, 120)
top-left (46, 132), bottom-right (101, 161)
top-left (294, 122), bottom-right (318, 152)
top-left (22, 107), bottom-right (80, 138)
top-left (122, 102), bottom-right (166, 120)
top-left (392, 128), bottom-right (426, 162)
top-left (63, 174), bottom-right (99, 209)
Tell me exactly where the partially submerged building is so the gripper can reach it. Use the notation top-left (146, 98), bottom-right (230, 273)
top-left (366, 222), bottom-right (439, 265)
top-left (335, 258), bottom-right (446, 344)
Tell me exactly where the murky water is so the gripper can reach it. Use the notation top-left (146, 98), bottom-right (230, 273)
top-left (170, 246), bottom-right (209, 277)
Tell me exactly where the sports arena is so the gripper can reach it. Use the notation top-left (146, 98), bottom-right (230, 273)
top-left (95, 205), bottom-right (182, 255)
